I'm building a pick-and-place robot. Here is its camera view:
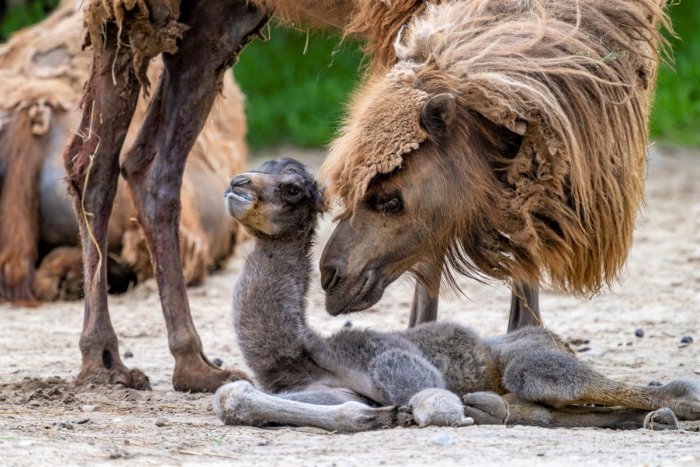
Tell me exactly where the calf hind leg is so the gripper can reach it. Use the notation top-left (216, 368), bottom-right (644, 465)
top-left (501, 350), bottom-right (700, 420)
top-left (371, 350), bottom-right (473, 427)
top-left (122, 0), bottom-right (266, 392)
top-left (462, 392), bottom-right (680, 429)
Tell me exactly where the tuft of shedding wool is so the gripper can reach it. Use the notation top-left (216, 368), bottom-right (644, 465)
top-left (322, 69), bottom-right (430, 215)
top-left (252, 0), bottom-right (436, 70)
top-left (322, 0), bottom-right (670, 294)
top-left (344, 0), bottom-right (434, 69)
top-left (84, 0), bottom-right (186, 89)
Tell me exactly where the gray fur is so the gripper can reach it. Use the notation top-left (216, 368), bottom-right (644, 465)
top-left (216, 159), bottom-right (700, 433)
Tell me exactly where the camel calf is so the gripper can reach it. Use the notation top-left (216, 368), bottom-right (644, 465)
top-left (213, 158), bottom-right (700, 432)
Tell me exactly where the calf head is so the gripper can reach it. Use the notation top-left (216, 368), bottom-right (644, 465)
top-left (225, 158), bottom-right (325, 240)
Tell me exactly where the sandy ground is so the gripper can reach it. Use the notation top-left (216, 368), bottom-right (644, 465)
top-left (1, 146), bottom-right (699, 466)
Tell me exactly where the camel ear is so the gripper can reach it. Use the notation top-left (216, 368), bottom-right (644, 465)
top-left (315, 184), bottom-right (329, 213)
top-left (420, 93), bottom-right (456, 142)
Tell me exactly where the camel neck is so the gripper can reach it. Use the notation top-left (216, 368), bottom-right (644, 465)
top-left (231, 230), bottom-right (319, 391)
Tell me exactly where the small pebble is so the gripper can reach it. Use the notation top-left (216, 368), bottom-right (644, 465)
top-left (648, 380), bottom-right (663, 387)
top-left (576, 347), bottom-right (591, 353)
top-left (73, 416), bottom-right (90, 425)
top-left (212, 358), bottom-right (224, 367)
top-left (634, 328), bottom-right (644, 338)
top-left (680, 336), bottom-right (693, 344)
top-left (55, 421), bottom-right (74, 430)
top-left (431, 434), bottom-right (454, 446)
top-left (123, 350), bottom-right (134, 359)
top-left (694, 368), bottom-right (700, 375)
top-left (155, 417), bottom-right (170, 427)
top-left (81, 404), bottom-right (98, 412)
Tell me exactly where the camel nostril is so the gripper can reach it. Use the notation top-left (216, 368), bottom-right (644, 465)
top-left (230, 175), bottom-right (251, 189)
top-left (321, 265), bottom-right (342, 291)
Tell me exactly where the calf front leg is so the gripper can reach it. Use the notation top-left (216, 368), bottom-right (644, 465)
top-left (214, 381), bottom-right (397, 432)
top-left (63, 22), bottom-right (149, 389)
top-left (122, 0), bottom-right (266, 392)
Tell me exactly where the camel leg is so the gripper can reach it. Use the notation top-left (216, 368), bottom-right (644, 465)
top-left (501, 349), bottom-right (700, 420)
top-left (122, 0), bottom-right (266, 392)
top-left (463, 392), bottom-right (680, 430)
top-left (408, 283), bottom-right (438, 328)
top-left (214, 381), bottom-right (397, 432)
top-left (63, 22), bottom-right (149, 389)
top-left (408, 262), bottom-right (442, 327)
top-left (507, 281), bottom-right (542, 332)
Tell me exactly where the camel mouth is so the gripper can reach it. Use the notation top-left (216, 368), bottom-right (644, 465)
top-left (225, 189), bottom-right (255, 219)
top-left (325, 268), bottom-right (386, 316)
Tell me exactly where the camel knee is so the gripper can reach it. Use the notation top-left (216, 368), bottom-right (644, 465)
top-left (370, 349), bottom-right (445, 406)
top-left (213, 381), bottom-right (258, 425)
top-left (502, 350), bottom-right (592, 405)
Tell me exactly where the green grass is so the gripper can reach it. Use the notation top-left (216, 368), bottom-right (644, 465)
top-left (2, 2), bottom-right (697, 148)
top-left (0, 0), bottom-right (58, 39)
top-left (234, 26), bottom-right (364, 149)
top-left (650, 0), bottom-right (700, 146)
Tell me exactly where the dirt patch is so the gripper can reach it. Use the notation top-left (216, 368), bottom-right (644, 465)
top-left (0, 147), bottom-right (699, 465)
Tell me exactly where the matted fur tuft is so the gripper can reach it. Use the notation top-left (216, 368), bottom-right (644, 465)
top-left (321, 0), bottom-right (670, 294)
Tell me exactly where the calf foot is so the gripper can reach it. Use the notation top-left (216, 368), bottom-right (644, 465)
top-left (644, 408), bottom-right (680, 431)
top-left (409, 388), bottom-right (474, 427)
top-left (397, 405), bottom-right (415, 427)
top-left (173, 353), bottom-right (249, 393)
top-left (76, 354), bottom-right (151, 390)
top-left (462, 392), bottom-right (509, 425)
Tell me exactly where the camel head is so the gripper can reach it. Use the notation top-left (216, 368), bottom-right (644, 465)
top-left (225, 158), bottom-right (325, 239)
top-left (318, 68), bottom-right (520, 314)
top-left (319, 0), bottom-right (662, 315)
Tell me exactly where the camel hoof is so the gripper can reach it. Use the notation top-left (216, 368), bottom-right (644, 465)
top-left (462, 392), bottom-right (509, 425)
top-left (644, 408), bottom-right (680, 431)
top-left (75, 365), bottom-right (151, 391)
top-left (173, 357), bottom-right (249, 393)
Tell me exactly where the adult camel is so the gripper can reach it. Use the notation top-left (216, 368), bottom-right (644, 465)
top-left (64, 0), bottom-right (667, 391)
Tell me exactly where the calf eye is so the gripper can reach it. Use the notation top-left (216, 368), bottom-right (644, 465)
top-left (286, 185), bottom-right (301, 196)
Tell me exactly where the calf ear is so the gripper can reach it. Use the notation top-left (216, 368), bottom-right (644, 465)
top-left (420, 93), bottom-right (456, 142)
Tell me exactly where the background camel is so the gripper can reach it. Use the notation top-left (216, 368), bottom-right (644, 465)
top-left (0, 0), bottom-right (247, 309)
top-left (62, 0), bottom-right (668, 393)
top-left (215, 158), bottom-right (699, 433)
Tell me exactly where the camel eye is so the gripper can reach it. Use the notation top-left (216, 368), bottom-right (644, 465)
top-left (377, 195), bottom-right (403, 215)
top-left (283, 184), bottom-right (302, 198)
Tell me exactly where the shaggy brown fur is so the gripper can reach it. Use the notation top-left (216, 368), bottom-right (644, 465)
top-left (0, 0), bottom-right (247, 303)
top-left (321, 0), bottom-right (670, 294)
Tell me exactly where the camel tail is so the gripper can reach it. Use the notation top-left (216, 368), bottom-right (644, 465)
top-left (0, 106), bottom-right (50, 304)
